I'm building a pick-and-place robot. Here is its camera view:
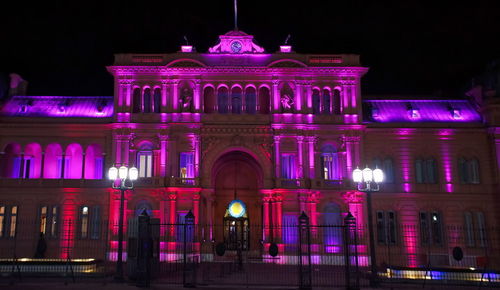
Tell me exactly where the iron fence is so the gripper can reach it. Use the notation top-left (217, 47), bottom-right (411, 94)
top-left (1, 218), bottom-right (499, 288)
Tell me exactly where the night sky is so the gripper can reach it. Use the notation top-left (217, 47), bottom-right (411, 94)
top-left (2, 0), bottom-right (500, 97)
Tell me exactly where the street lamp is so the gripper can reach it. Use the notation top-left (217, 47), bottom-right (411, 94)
top-left (108, 165), bottom-right (138, 282)
top-left (352, 166), bottom-right (383, 287)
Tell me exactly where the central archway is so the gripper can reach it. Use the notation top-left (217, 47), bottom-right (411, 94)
top-left (212, 151), bottom-right (263, 251)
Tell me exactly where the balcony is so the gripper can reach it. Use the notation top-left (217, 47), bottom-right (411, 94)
top-left (312, 178), bottom-right (345, 190)
top-left (0, 178), bottom-right (107, 188)
top-left (167, 177), bottom-right (200, 188)
top-left (275, 178), bottom-right (308, 189)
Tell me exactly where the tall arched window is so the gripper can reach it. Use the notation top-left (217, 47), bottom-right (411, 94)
top-left (323, 202), bottom-right (342, 252)
top-left (217, 87), bottom-right (229, 114)
top-left (203, 86), bottom-right (215, 113)
top-left (153, 88), bottom-right (161, 113)
top-left (231, 86), bottom-right (242, 114)
top-left (258, 87), bottom-right (270, 114)
top-left (322, 89), bottom-right (331, 114)
top-left (321, 145), bottom-right (340, 180)
top-left (245, 87), bottom-right (256, 114)
top-left (132, 87), bottom-right (141, 113)
top-left (65, 143), bottom-right (83, 179)
top-left (312, 89), bottom-right (321, 114)
top-left (143, 88), bottom-right (152, 113)
top-left (84, 144), bottom-right (103, 179)
top-left (0, 143), bottom-right (21, 178)
top-left (280, 84), bottom-right (294, 113)
top-left (135, 201), bottom-right (153, 217)
top-left (44, 143), bottom-right (62, 178)
top-left (137, 143), bottom-right (154, 178)
top-left (24, 143), bottom-right (42, 178)
top-left (333, 89), bottom-right (341, 114)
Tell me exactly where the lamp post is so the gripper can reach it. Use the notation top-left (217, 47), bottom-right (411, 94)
top-left (108, 165), bottom-right (138, 282)
top-left (352, 166), bottom-right (383, 287)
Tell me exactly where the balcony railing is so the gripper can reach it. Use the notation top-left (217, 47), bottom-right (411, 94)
top-left (275, 178), bottom-right (308, 189)
top-left (168, 177), bottom-right (200, 187)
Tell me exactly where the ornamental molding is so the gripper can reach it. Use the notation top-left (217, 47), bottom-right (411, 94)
top-left (342, 191), bottom-right (364, 204)
top-left (200, 127), bottom-right (272, 135)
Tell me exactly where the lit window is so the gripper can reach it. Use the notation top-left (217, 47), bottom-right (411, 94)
top-left (179, 152), bottom-right (194, 184)
top-left (452, 109), bottom-right (462, 119)
top-left (40, 205), bottom-right (58, 238)
top-left (137, 151), bottom-right (153, 178)
top-left (321, 153), bottom-right (339, 180)
top-left (408, 108), bottom-right (420, 119)
top-left (0, 205), bottom-right (19, 238)
top-left (0, 206), bottom-right (5, 238)
top-left (281, 154), bottom-right (296, 179)
top-left (81, 206), bottom-right (89, 238)
top-left (10, 206), bottom-right (17, 238)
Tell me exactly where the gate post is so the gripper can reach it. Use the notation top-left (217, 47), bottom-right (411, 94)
top-left (136, 209), bottom-right (151, 287)
top-left (298, 211), bottom-right (312, 290)
top-left (344, 212), bottom-right (359, 290)
top-left (183, 210), bottom-right (196, 288)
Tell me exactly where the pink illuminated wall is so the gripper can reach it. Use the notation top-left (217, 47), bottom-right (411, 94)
top-left (65, 143), bottom-right (83, 179)
top-left (44, 143), bottom-right (63, 178)
top-left (84, 144), bottom-right (104, 179)
top-left (0, 143), bottom-right (21, 178)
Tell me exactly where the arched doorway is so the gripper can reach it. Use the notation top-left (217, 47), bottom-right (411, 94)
top-left (212, 151), bottom-right (262, 252)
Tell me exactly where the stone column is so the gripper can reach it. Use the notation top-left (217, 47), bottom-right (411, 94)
top-left (160, 195), bottom-right (168, 236)
top-left (307, 136), bottom-right (317, 179)
top-left (172, 81), bottom-right (179, 111)
top-left (193, 193), bottom-right (200, 225)
top-left (272, 80), bottom-right (280, 112)
top-left (262, 194), bottom-right (271, 242)
top-left (274, 135), bottom-right (281, 181)
top-left (168, 193), bottom-right (177, 240)
top-left (344, 136), bottom-right (361, 174)
top-left (81, 152), bottom-right (86, 179)
top-left (159, 135), bottom-right (168, 177)
top-left (295, 82), bottom-right (302, 112)
top-left (161, 80), bottom-right (168, 112)
top-left (305, 82), bottom-right (312, 113)
top-left (342, 191), bottom-right (365, 235)
top-left (194, 80), bottom-right (201, 112)
top-left (194, 135), bottom-right (200, 179)
top-left (40, 151), bottom-right (45, 178)
top-left (297, 136), bottom-right (304, 179)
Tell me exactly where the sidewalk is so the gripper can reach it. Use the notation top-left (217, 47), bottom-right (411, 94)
top-left (0, 281), bottom-right (493, 290)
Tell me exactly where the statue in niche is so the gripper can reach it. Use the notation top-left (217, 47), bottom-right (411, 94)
top-left (280, 93), bottom-right (294, 112)
top-left (179, 87), bottom-right (193, 112)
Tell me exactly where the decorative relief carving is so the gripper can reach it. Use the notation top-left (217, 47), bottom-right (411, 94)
top-left (342, 191), bottom-right (364, 204)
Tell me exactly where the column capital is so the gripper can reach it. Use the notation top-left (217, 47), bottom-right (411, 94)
top-left (297, 135), bottom-right (305, 143)
top-left (306, 136), bottom-right (318, 143)
top-left (273, 135), bottom-right (281, 143)
top-left (168, 193), bottom-right (178, 200)
top-left (342, 191), bottom-right (364, 204)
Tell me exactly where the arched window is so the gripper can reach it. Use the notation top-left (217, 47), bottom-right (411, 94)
top-left (231, 86), bottom-right (242, 114)
top-left (143, 88), bottom-right (152, 113)
top-left (132, 87), bottom-right (141, 113)
top-left (245, 87), bottom-right (256, 114)
top-left (323, 202), bottom-right (342, 252)
top-left (0, 143), bottom-right (21, 178)
top-left (137, 143), bottom-right (154, 178)
top-left (258, 87), bottom-right (270, 114)
top-left (312, 89), bottom-right (321, 114)
top-left (322, 89), bottom-right (331, 114)
top-left (24, 143), bottom-right (42, 178)
top-left (44, 143), bottom-right (63, 178)
top-left (153, 88), bottom-right (161, 113)
top-left (321, 145), bottom-right (339, 180)
top-left (333, 89), bottom-right (341, 114)
top-left (84, 144), bottom-right (103, 179)
top-left (217, 87), bottom-right (229, 114)
top-left (203, 86), bottom-right (215, 113)
top-left (179, 84), bottom-right (193, 112)
top-left (65, 143), bottom-right (83, 179)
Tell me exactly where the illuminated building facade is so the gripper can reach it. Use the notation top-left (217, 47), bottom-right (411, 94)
top-left (1, 29), bottom-right (499, 268)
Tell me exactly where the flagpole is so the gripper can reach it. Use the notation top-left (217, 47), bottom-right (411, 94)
top-left (234, 0), bottom-right (238, 30)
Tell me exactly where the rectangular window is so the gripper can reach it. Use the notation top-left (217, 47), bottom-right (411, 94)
top-left (176, 212), bottom-right (193, 242)
top-left (476, 212), bottom-right (486, 247)
top-left (40, 206), bottom-right (58, 238)
top-left (90, 206), bottom-right (101, 240)
top-left (0, 206), bottom-right (5, 238)
top-left (138, 151), bottom-right (153, 178)
top-left (281, 154), bottom-right (296, 179)
top-left (464, 212), bottom-right (475, 247)
top-left (419, 212), bottom-right (430, 246)
top-left (179, 152), bottom-right (194, 184)
top-left (387, 211), bottom-right (397, 245)
top-left (376, 211), bottom-right (386, 244)
top-left (415, 160), bottom-right (423, 184)
top-left (282, 214), bottom-right (298, 244)
top-left (81, 206), bottom-right (89, 238)
top-left (9, 206), bottom-right (17, 238)
top-left (431, 212), bottom-right (443, 245)
top-left (321, 154), bottom-right (339, 180)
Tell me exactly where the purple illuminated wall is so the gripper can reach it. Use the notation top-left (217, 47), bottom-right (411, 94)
top-left (365, 100), bottom-right (481, 123)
